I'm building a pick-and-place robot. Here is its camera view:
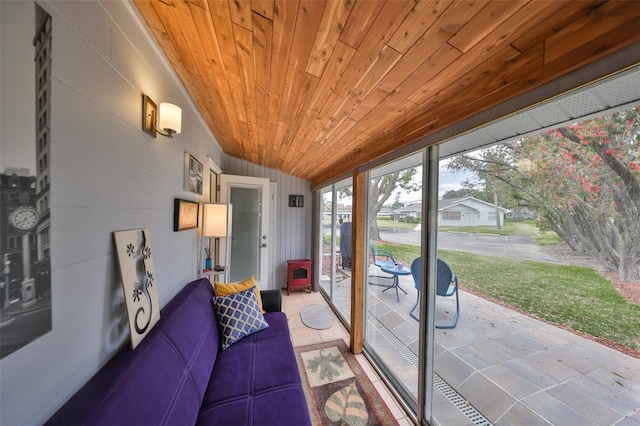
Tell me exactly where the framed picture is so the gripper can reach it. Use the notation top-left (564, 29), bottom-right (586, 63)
top-left (289, 195), bottom-right (304, 207)
top-left (174, 198), bottom-right (199, 231)
top-left (184, 152), bottom-right (203, 194)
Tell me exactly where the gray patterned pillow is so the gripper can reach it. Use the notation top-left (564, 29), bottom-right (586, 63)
top-left (212, 287), bottom-right (269, 350)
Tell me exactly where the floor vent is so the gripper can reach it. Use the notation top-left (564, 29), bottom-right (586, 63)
top-left (433, 375), bottom-right (492, 426)
top-left (368, 314), bottom-right (493, 426)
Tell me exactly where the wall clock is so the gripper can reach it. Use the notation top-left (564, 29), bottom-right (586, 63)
top-left (9, 206), bottom-right (40, 231)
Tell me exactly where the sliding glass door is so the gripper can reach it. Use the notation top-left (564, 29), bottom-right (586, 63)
top-left (317, 179), bottom-right (352, 325)
top-left (362, 151), bottom-right (430, 416)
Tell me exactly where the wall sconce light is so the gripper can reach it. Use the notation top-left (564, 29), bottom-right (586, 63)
top-left (142, 94), bottom-right (182, 138)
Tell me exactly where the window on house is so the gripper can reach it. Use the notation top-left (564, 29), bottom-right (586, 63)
top-left (443, 211), bottom-right (460, 220)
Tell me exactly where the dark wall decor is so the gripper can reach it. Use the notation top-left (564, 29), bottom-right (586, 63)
top-left (289, 195), bottom-right (304, 208)
top-left (173, 199), bottom-right (199, 231)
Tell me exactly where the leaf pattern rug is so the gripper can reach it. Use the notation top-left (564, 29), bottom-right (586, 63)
top-left (295, 340), bottom-right (399, 426)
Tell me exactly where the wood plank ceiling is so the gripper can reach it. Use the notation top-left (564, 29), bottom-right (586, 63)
top-left (134, 0), bottom-right (640, 187)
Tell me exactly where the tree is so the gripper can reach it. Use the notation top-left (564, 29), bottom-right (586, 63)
top-left (339, 169), bottom-right (420, 241)
top-left (449, 107), bottom-right (640, 282)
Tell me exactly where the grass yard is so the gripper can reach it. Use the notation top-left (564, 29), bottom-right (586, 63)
top-left (439, 219), bottom-right (563, 245)
top-left (374, 241), bottom-right (640, 351)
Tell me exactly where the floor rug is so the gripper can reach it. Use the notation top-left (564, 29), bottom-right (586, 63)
top-left (295, 339), bottom-right (399, 425)
top-left (300, 304), bottom-right (335, 330)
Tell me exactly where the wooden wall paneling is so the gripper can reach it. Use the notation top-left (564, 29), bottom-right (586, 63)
top-left (407, 36), bottom-right (522, 106)
top-left (233, 23), bottom-right (260, 163)
top-left (447, 1), bottom-right (527, 54)
top-left (289, 72), bottom-right (321, 133)
top-left (252, 12), bottom-right (273, 123)
top-left (133, 0), bottom-right (165, 30)
top-left (336, 44), bottom-right (402, 120)
top-left (208, 0), bottom-right (241, 77)
top-left (424, 0), bottom-right (485, 40)
top-left (349, 30), bottom-right (451, 123)
top-left (191, 3), bottom-right (242, 143)
top-left (277, 0), bottom-right (327, 124)
top-left (273, 119), bottom-right (289, 169)
top-left (349, 170), bottom-right (366, 354)
top-left (386, 0), bottom-right (451, 54)
top-left (338, 0), bottom-right (384, 49)
top-left (305, 0), bottom-right (355, 78)
top-left (332, 1), bottom-right (414, 99)
top-left (288, 41), bottom-right (355, 146)
top-left (543, 2), bottom-right (640, 64)
top-left (228, 0), bottom-right (252, 30)
top-left (149, 1), bottom-right (200, 76)
top-left (251, 0), bottom-right (274, 21)
top-left (269, 0), bottom-right (299, 103)
top-left (417, 45), bottom-right (523, 118)
top-left (306, 41), bottom-right (356, 114)
top-left (291, 93), bottom-right (347, 173)
top-left (508, 1), bottom-right (600, 53)
top-left (351, 43), bottom-right (461, 135)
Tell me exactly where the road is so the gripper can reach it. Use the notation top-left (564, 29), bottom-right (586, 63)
top-left (380, 230), bottom-right (561, 263)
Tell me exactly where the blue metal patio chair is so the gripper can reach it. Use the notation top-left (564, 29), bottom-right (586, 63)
top-left (369, 240), bottom-right (397, 285)
top-left (410, 257), bottom-right (460, 329)
top-left (370, 240), bottom-right (397, 269)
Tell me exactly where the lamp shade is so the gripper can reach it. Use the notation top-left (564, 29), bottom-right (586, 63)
top-left (158, 102), bottom-right (182, 135)
top-left (203, 203), bottom-right (229, 237)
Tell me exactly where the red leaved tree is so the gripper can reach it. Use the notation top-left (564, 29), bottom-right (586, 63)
top-left (449, 107), bottom-right (640, 282)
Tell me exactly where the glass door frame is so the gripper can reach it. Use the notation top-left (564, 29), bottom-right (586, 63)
top-left (317, 180), bottom-right (353, 326)
top-left (357, 146), bottom-right (440, 425)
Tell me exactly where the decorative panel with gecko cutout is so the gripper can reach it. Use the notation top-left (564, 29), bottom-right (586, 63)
top-left (113, 229), bottom-right (160, 349)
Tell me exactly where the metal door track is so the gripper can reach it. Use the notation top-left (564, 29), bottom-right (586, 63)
top-left (369, 315), bottom-right (492, 426)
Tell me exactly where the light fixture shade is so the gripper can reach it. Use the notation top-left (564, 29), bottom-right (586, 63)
top-left (158, 102), bottom-right (182, 135)
top-left (203, 203), bottom-right (229, 237)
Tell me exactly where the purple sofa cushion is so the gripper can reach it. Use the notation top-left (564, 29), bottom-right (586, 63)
top-left (47, 279), bottom-right (219, 426)
top-left (197, 312), bottom-right (311, 426)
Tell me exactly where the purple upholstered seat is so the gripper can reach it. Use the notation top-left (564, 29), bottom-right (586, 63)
top-left (47, 278), bottom-right (311, 426)
top-left (197, 312), bottom-right (310, 425)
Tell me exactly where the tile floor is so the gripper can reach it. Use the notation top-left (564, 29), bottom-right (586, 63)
top-left (282, 289), bottom-right (415, 425)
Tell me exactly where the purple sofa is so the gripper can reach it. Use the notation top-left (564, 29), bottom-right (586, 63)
top-left (47, 278), bottom-right (311, 425)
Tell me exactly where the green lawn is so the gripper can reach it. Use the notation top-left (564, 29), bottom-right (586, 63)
top-left (373, 241), bottom-right (640, 351)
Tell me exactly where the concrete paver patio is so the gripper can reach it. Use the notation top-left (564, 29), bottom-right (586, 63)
top-left (323, 269), bottom-right (640, 425)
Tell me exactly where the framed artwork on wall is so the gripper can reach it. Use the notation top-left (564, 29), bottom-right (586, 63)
top-left (184, 152), bottom-right (203, 194)
top-left (289, 195), bottom-right (304, 207)
top-left (174, 198), bottom-right (199, 231)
